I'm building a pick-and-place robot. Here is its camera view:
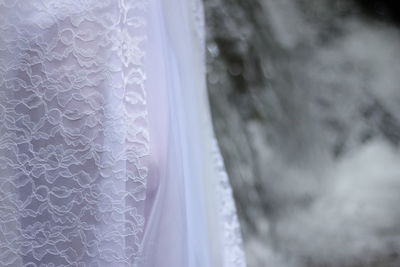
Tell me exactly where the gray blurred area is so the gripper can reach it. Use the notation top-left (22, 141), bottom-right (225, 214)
top-left (204, 0), bottom-right (400, 266)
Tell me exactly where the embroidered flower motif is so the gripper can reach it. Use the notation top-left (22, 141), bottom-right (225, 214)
top-left (111, 28), bottom-right (146, 67)
top-left (32, 144), bottom-right (76, 171)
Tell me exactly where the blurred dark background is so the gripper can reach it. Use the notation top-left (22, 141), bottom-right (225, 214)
top-left (204, 0), bottom-right (400, 266)
top-left (355, 0), bottom-right (400, 24)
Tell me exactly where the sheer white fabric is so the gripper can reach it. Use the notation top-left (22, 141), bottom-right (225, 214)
top-left (0, 0), bottom-right (246, 266)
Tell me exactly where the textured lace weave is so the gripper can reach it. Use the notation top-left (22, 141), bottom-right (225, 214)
top-left (211, 136), bottom-right (247, 267)
top-left (0, 0), bottom-right (149, 266)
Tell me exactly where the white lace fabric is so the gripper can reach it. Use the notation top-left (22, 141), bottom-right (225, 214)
top-left (0, 0), bottom-right (246, 266)
top-left (0, 1), bottom-right (149, 265)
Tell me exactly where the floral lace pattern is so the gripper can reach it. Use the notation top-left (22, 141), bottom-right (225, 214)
top-left (0, 0), bottom-right (149, 266)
